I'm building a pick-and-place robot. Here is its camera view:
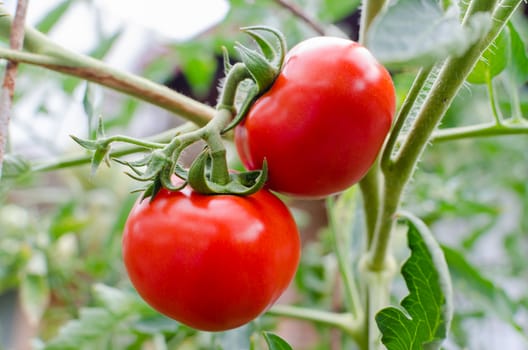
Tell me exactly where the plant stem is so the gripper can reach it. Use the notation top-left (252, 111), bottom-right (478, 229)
top-left (381, 66), bottom-right (435, 170)
top-left (370, 0), bottom-right (523, 271)
top-left (486, 74), bottom-right (503, 125)
top-left (273, 0), bottom-right (328, 36)
top-left (359, 165), bottom-right (381, 247)
top-left (326, 195), bottom-right (364, 320)
top-left (32, 124), bottom-right (197, 172)
top-left (104, 135), bottom-right (166, 149)
top-left (0, 0), bottom-right (29, 178)
top-left (0, 7), bottom-right (215, 126)
top-left (266, 305), bottom-right (363, 341)
top-left (432, 121), bottom-right (528, 142)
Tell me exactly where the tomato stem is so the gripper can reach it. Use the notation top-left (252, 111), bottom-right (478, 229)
top-left (371, 0), bottom-right (522, 271)
top-left (0, 5), bottom-right (215, 126)
top-left (326, 194), bottom-right (364, 320)
top-left (266, 305), bottom-right (364, 343)
top-left (432, 121), bottom-right (528, 142)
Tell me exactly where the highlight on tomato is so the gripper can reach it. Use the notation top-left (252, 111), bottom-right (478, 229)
top-left (235, 36), bottom-right (396, 198)
top-left (122, 185), bottom-right (301, 331)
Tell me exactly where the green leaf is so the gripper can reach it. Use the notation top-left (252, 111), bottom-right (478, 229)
top-left (35, 0), bottom-right (74, 34)
top-left (263, 332), bottom-right (293, 350)
top-left (467, 28), bottom-right (509, 84)
top-left (175, 42), bottom-right (218, 98)
top-left (319, 0), bottom-right (360, 22)
top-left (1, 154), bottom-right (31, 180)
top-left (376, 212), bottom-right (453, 350)
top-left (49, 201), bottom-right (89, 241)
top-left (367, 0), bottom-right (492, 69)
top-left (82, 83), bottom-right (101, 140)
top-left (20, 273), bottom-right (50, 325)
top-left (442, 245), bottom-right (526, 335)
top-left (93, 283), bottom-right (146, 317)
top-left (506, 21), bottom-right (528, 85)
top-left (44, 307), bottom-right (116, 350)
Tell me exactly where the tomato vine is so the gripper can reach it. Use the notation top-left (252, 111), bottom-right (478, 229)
top-left (0, 0), bottom-right (527, 349)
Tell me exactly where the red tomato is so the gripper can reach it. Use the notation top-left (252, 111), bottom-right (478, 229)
top-left (122, 186), bottom-right (300, 331)
top-left (235, 37), bottom-right (396, 198)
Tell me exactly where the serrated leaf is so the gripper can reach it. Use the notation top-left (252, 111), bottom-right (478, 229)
top-left (442, 245), bottom-right (526, 335)
top-left (467, 28), bottom-right (509, 84)
top-left (263, 332), bottom-right (293, 350)
top-left (376, 212), bottom-right (453, 350)
top-left (367, 0), bottom-right (492, 69)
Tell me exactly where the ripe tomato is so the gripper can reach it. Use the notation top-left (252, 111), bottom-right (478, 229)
top-left (235, 37), bottom-right (396, 198)
top-left (122, 186), bottom-right (300, 331)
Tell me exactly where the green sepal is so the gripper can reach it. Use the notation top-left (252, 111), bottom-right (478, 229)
top-left (70, 134), bottom-right (111, 176)
top-left (141, 177), bottom-right (163, 202)
top-left (188, 150), bottom-right (267, 195)
top-left (118, 149), bottom-right (169, 182)
top-left (235, 43), bottom-right (278, 93)
top-left (235, 26), bottom-right (286, 94)
top-left (241, 26), bottom-right (287, 71)
top-left (70, 135), bottom-right (98, 151)
top-left (90, 145), bottom-right (111, 176)
top-left (221, 46), bottom-right (233, 75)
top-left (221, 83), bottom-right (259, 134)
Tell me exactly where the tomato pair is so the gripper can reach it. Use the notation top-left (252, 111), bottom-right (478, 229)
top-left (123, 36), bottom-right (395, 332)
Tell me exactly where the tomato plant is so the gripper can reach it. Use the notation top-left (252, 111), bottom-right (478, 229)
top-left (1, 1), bottom-right (528, 350)
top-left (122, 185), bottom-right (300, 331)
top-left (235, 37), bottom-right (396, 198)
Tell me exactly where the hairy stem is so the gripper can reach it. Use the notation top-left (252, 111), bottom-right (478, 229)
top-left (369, 0), bottom-right (523, 272)
top-left (380, 66), bottom-right (434, 170)
top-left (359, 165), bottom-right (381, 247)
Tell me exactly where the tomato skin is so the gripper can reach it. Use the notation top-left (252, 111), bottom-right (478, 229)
top-left (122, 186), bottom-right (300, 331)
top-left (235, 37), bottom-right (396, 198)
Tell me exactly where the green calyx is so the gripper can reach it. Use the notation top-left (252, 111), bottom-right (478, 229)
top-left (187, 150), bottom-right (267, 196)
top-left (71, 26), bottom-right (285, 199)
top-left (222, 26), bottom-right (287, 133)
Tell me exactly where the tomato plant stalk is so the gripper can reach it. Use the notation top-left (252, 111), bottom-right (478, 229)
top-left (357, 0), bottom-right (525, 347)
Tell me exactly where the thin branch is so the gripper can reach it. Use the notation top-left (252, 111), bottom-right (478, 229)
top-left (274, 0), bottom-right (327, 35)
top-left (266, 304), bottom-right (362, 339)
top-left (432, 121), bottom-right (528, 142)
top-left (32, 123), bottom-right (197, 172)
top-left (0, 0), bottom-right (29, 177)
top-left (0, 6), bottom-right (215, 127)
